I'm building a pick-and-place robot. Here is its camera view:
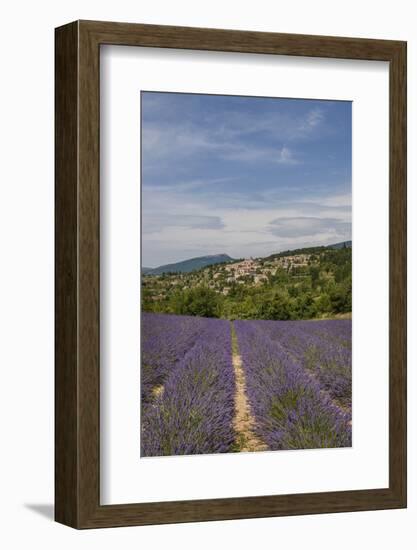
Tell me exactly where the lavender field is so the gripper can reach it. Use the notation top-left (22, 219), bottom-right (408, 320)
top-left (141, 312), bottom-right (352, 457)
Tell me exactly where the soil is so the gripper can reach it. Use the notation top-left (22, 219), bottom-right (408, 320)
top-left (151, 384), bottom-right (164, 399)
top-left (231, 328), bottom-right (268, 453)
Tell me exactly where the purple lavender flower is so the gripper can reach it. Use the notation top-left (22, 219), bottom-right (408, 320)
top-left (141, 316), bottom-right (235, 456)
top-left (234, 320), bottom-right (351, 450)
top-left (141, 313), bottom-right (352, 456)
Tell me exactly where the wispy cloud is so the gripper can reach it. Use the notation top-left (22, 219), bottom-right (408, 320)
top-left (143, 214), bottom-right (225, 234)
top-left (142, 123), bottom-right (301, 167)
top-left (141, 99), bottom-right (324, 170)
top-left (143, 176), bottom-right (236, 193)
top-left (141, 92), bottom-right (352, 266)
top-left (277, 146), bottom-right (298, 165)
top-left (142, 183), bottom-right (352, 265)
top-left (268, 216), bottom-right (351, 238)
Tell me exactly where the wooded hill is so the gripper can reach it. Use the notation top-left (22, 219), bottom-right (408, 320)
top-left (142, 244), bottom-right (352, 321)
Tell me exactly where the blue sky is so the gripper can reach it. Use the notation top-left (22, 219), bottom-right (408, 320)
top-left (141, 91), bottom-right (351, 267)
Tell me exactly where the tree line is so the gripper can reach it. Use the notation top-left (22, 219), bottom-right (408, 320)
top-left (142, 247), bottom-right (352, 321)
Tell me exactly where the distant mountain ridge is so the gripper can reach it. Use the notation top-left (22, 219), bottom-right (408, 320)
top-left (144, 254), bottom-right (235, 275)
top-left (144, 241), bottom-right (352, 276)
top-left (265, 240), bottom-right (352, 261)
top-left (328, 240), bottom-right (352, 249)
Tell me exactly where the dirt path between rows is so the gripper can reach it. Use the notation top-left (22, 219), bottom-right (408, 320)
top-left (231, 326), bottom-right (268, 453)
top-left (151, 384), bottom-right (164, 399)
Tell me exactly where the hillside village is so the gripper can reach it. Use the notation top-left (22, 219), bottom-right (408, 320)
top-left (142, 248), bottom-right (334, 301)
top-left (141, 242), bottom-right (354, 324)
top-left (142, 253), bottom-right (314, 301)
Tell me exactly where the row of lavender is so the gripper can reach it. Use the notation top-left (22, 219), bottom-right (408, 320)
top-left (252, 319), bottom-right (352, 410)
top-left (141, 313), bottom-right (235, 456)
top-left (234, 320), bottom-right (352, 450)
top-left (141, 313), bottom-right (210, 404)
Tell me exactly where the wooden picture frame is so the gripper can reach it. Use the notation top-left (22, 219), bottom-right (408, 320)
top-left (55, 20), bottom-right (407, 528)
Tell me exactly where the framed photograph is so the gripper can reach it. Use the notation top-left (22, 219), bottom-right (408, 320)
top-left (55, 20), bottom-right (406, 528)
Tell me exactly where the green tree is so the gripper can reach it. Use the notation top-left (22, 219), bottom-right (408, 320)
top-left (328, 281), bottom-right (351, 313)
top-left (169, 286), bottom-right (221, 317)
top-left (310, 265), bottom-right (320, 290)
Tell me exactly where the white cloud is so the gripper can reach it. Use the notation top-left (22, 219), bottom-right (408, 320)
top-left (277, 146), bottom-right (299, 165)
top-left (317, 193), bottom-right (352, 208)
top-left (143, 214), bottom-right (224, 234)
top-left (141, 104), bottom-right (325, 169)
top-left (140, 95), bottom-right (350, 265)
top-left (268, 216), bottom-right (351, 238)
top-left (142, 122), bottom-right (301, 167)
top-left (142, 182), bottom-right (352, 266)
